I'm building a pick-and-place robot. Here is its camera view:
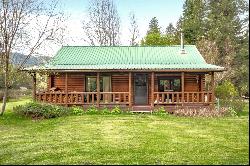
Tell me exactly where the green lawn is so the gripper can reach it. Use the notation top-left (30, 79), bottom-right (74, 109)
top-left (0, 98), bottom-right (249, 165)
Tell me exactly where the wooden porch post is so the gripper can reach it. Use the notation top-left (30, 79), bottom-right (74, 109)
top-left (151, 72), bottom-right (155, 109)
top-left (97, 72), bottom-right (100, 107)
top-left (65, 73), bottom-right (68, 107)
top-left (200, 75), bottom-right (204, 92)
top-left (129, 72), bottom-right (132, 108)
top-left (32, 72), bottom-right (36, 101)
top-left (181, 72), bottom-right (185, 106)
top-left (211, 72), bottom-right (215, 109)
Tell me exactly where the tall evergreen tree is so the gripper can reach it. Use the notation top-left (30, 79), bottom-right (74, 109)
top-left (166, 23), bottom-right (176, 35)
top-left (181, 0), bottom-right (206, 44)
top-left (147, 17), bottom-right (161, 34)
top-left (141, 17), bottom-right (180, 46)
top-left (206, 0), bottom-right (247, 64)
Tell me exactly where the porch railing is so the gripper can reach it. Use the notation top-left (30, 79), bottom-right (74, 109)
top-left (36, 92), bottom-right (129, 105)
top-left (36, 91), bottom-right (213, 106)
top-left (153, 91), bottom-right (213, 105)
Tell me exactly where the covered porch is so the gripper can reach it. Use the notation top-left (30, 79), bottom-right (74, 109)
top-left (32, 71), bottom-right (216, 110)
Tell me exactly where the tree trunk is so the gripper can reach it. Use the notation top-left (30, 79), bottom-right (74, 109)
top-left (1, 70), bottom-right (8, 116)
top-left (1, 87), bottom-right (8, 116)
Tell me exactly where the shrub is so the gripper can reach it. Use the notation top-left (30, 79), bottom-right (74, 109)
top-left (215, 80), bottom-right (238, 100)
top-left (13, 102), bottom-right (71, 119)
top-left (101, 107), bottom-right (111, 115)
top-left (111, 106), bottom-right (122, 114)
top-left (71, 106), bottom-right (84, 116)
top-left (86, 105), bottom-right (99, 114)
top-left (215, 81), bottom-right (246, 116)
top-left (153, 107), bottom-right (168, 115)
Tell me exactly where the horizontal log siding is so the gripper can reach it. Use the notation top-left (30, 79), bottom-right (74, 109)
top-left (201, 75), bottom-right (205, 91)
top-left (68, 73), bottom-right (85, 92)
top-left (112, 74), bottom-right (129, 92)
top-left (49, 73), bottom-right (85, 92)
top-left (54, 74), bottom-right (65, 91)
top-left (184, 74), bottom-right (205, 92)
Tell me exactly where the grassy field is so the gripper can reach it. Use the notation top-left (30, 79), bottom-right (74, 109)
top-left (0, 98), bottom-right (249, 165)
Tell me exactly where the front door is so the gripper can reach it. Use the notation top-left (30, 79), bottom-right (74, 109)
top-left (134, 74), bottom-right (148, 105)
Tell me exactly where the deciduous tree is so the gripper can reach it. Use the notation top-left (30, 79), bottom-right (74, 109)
top-left (0, 0), bottom-right (64, 115)
top-left (82, 0), bottom-right (120, 46)
top-left (129, 12), bottom-right (139, 46)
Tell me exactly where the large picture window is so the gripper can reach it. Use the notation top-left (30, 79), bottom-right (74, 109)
top-left (158, 77), bottom-right (181, 92)
top-left (86, 76), bottom-right (111, 92)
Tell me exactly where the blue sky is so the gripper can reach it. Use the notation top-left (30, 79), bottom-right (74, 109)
top-left (58, 0), bottom-right (184, 44)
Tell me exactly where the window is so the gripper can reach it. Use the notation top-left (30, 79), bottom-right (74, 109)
top-left (101, 76), bottom-right (111, 92)
top-left (86, 76), bottom-right (97, 92)
top-left (85, 76), bottom-right (111, 92)
top-left (158, 77), bottom-right (181, 92)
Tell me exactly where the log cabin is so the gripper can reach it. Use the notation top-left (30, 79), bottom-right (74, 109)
top-left (25, 42), bottom-right (225, 112)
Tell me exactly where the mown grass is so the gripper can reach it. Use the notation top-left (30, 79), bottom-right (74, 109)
top-left (0, 98), bottom-right (249, 165)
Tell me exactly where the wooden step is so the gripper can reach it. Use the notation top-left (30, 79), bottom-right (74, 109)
top-left (132, 105), bottom-right (152, 112)
top-left (131, 111), bottom-right (152, 113)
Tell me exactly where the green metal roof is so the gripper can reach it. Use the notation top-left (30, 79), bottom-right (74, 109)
top-left (28, 45), bottom-right (225, 71)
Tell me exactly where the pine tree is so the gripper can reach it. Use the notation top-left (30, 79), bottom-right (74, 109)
top-left (181, 0), bottom-right (206, 44)
top-left (166, 23), bottom-right (176, 35)
top-left (206, 0), bottom-right (246, 57)
top-left (147, 17), bottom-right (161, 34)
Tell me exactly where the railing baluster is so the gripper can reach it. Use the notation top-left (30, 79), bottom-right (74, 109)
top-left (201, 93), bottom-right (203, 103)
top-left (166, 93), bottom-right (169, 103)
top-left (86, 94), bottom-right (89, 103)
top-left (192, 93), bottom-right (194, 103)
top-left (112, 93), bottom-right (115, 103)
top-left (92, 93), bottom-right (94, 104)
top-left (59, 94), bottom-right (62, 104)
top-left (49, 93), bottom-right (51, 103)
top-left (157, 93), bottom-right (159, 104)
top-left (177, 93), bottom-right (179, 103)
top-left (197, 92), bottom-right (199, 103)
top-left (81, 94), bottom-right (84, 104)
top-left (54, 94), bottom-right (57, 103)
top-left (209, 92), bottom-right (211, 103)
top-left (162, 93), bottom-right (165, 103)
top-left (76, 94), bottom-right (78, 103)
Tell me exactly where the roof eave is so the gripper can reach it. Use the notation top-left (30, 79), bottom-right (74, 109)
top-left (23, 68), bottom-right (226, 73)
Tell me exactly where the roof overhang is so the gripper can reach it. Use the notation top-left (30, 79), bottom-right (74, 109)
top-left (23, 68), bottom-right (226, 73)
